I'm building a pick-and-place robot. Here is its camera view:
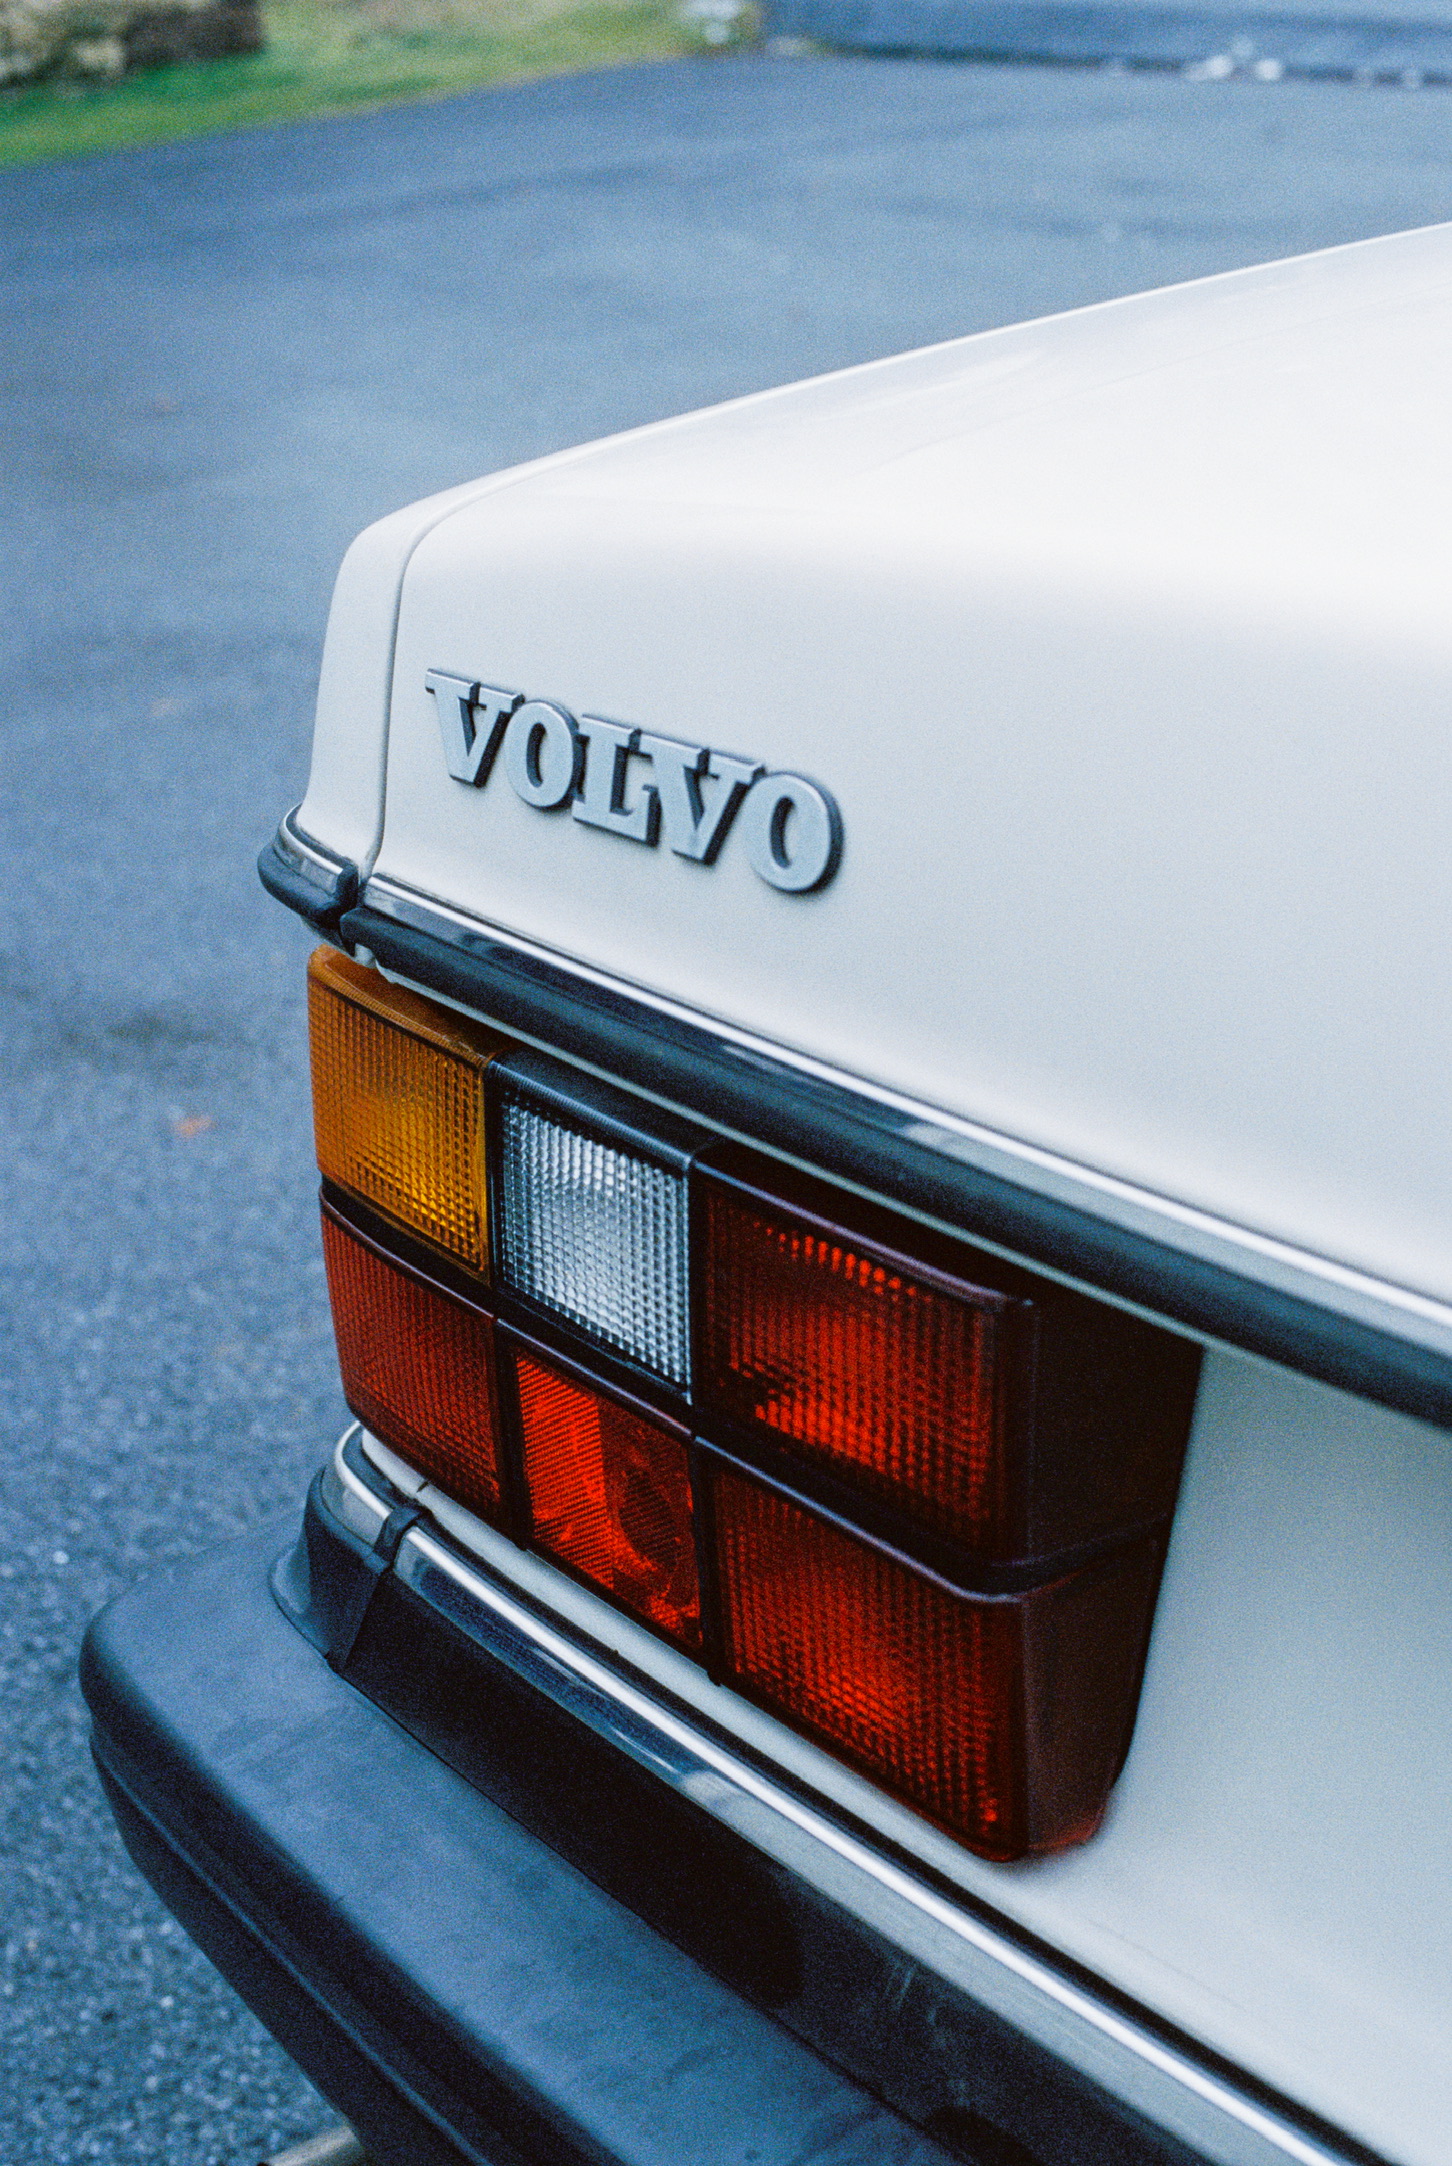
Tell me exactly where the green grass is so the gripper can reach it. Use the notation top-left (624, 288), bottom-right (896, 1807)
top-left (0, 0), bottom-right (701, 167)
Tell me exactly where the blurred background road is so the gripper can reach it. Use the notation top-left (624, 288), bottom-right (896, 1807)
top-left (2, 48), bottom-right (1451, 2165)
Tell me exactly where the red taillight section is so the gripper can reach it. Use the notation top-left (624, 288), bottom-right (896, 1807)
top-left (511, 1348), bottom-right (701, 1651)
top-left (712, 1463), bottom-right (1160, 1857)
top-left (697, 1154), bottom-right (1201, 1565)
top-left (321, 1205), bottom-right (502, 1525)
top-left (698, 1169), bottom-right (1020, 1547)
top-left (714, 1465), bottom-right (1021, 1849)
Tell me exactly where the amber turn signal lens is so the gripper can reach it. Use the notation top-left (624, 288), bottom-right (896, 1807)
top-left (321, 1204), bottom-right (503, 1525)
top-left (309, 946), bottom-right (505, 1276)
top-left (711, 1463), bottom-right (1160, 1860)
top-left (511, 1346), bottom-right (700, 1649)
top-left (697, 1169), bottom-right (1019, 1548)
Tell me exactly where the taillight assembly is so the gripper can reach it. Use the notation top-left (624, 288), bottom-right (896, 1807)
top-left (306, 948), bottom-right (1202, 1859)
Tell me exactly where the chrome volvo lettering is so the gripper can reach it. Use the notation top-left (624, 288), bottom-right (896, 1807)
top-left (425, 670), bottom-right (521, 787)
top-left (739, 771), bottom-right (842, 893)
top-left (503, 699), bottom-right (578, 809)
top-left (427, 671), bottom-right (842, 893)
top-left (639, 734), bottom-right (764, 864)
top-left (573, 716), bottom-right (659, 844)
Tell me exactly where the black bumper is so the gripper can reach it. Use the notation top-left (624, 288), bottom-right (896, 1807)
top-left (85, 1464), bottom-right (1353, 2166)
top-left (81, 1518), bottom-right (956, 2166)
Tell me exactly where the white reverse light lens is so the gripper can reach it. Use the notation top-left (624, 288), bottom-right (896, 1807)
top-left (497, 1092), bottom-right (690, 1386)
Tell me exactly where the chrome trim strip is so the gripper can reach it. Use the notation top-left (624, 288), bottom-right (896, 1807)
top-left (278, 807), bottom-right (352, 884)
top-left (380, 1500), bottom-right (1363, 2166)
top-left (348, 874), bottom-right (1452, 1431)
top-left (257, 809), bottom-right (359, 934)
top-left (323, 1421), bottom-right (389, 1542)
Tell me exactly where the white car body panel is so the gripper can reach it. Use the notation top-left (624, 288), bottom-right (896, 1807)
top-left (300, 221), bottom-right (1452, 2163)
top-left (370, 221), bottom-right (1452, 1311)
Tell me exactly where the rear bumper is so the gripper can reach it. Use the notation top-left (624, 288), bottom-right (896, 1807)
top-left (81, 1455), bottom-right (1370, 2166)
top-left (82, 1518), bottom-right (958, 2166)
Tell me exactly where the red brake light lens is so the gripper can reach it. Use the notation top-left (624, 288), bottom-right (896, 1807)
top-left (712, 1462), bottom-right (1160, 1858)
top-left (697, 1167), bottom-right (1021, 1548)
top-left (321, 1203), bottom-right (503, 1526)
top-left (511, 1346), bottom-right (701, 1651)
top-left (697, 1154), bottom-right (1200, 1565)
top-left (714, 1464), bottom-right (1020, 1848)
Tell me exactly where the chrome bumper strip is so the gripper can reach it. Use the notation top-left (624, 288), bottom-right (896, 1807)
top-left (339, 873), bottom-right (1452, 1435)
top-left (258, 809), bottom-right (358, 934)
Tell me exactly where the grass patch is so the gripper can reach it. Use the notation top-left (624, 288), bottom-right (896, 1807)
top-left (0, 0), bottom-right (702, 167)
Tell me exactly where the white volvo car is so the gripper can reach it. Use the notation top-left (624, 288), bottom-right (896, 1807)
top-left (84, 218), bottom-right (1452, 2166)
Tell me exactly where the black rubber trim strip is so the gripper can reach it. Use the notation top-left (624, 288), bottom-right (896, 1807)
top-left (326, 1501), bottom-right (423, 1672)
top-left (258, 825), bottom-right (358, 936)
top-left (339, 900), bottom-right (1452, 1435)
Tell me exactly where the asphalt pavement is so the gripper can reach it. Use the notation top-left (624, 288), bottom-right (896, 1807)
top-left (3, 48), bottom-right (1452, 2166)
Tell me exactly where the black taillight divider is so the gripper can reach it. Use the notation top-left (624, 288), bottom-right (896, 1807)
top-left (489, 1267), bottom-right (692, 1426)
top-left (486, 1318), bottom-right (534, 1554)
top-left (691, 1413), bottom-right (1174, 1601)
top-left (693, 1433), bottom-right (1119, 1614)
top-left (686, 1437), bottom-right (729, 1686)
top-left (319, 1178), bottom-right (494, 1318)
